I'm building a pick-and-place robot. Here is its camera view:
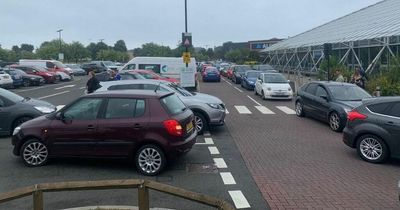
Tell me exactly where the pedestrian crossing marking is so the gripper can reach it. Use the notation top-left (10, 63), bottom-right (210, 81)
top-left (276, 106), bottom-right (296, 114)
top-left (255, 106), bottom-right (275, 114)
top-left (234, 106), bottom-right (252, 114)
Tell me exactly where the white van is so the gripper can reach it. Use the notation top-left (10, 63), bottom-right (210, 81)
top-left (120, 57), bottom-right (197, 88)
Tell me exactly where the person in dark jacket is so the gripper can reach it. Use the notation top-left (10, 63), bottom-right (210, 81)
top-left (86, 71), bottom-right (101, 94)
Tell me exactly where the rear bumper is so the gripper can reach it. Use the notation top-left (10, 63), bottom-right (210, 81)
top-left (168, 130), bottom-right (197, 157)
top-left (203, 76), bottom-right (220, 81)
top-left (342, 127), bottom-right (356, 148)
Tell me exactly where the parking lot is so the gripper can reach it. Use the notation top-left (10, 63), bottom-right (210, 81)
top-left (1, 74), bottom-right (400, 209)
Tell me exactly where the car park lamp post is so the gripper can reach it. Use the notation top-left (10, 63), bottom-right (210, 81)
top-left (57, 29), bottom-right (63, 60)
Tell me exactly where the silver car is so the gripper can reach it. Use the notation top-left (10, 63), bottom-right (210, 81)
top-left (95, 79), bottom-right (226, 134)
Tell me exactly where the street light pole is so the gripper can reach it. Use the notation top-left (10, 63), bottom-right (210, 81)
top-left (184, 0), bottom-right (188, 67)
top-left (57, 29), bottom-right (63, 60)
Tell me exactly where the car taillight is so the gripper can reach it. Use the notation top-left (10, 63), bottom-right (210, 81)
top-left (347, 110), bottom-right (367, 121)
top-left (163, 119), bottom-right (183, 136)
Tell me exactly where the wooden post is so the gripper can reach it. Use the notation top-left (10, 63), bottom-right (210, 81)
top-left (138, 184), bottom-right (149, 210)
top-left (33, 190), bottom-right (43, 210)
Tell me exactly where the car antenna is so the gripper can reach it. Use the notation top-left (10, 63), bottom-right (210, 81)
top-left (155, 82), bottom-right (161, 93)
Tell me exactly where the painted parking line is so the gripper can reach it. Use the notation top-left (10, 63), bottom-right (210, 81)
top-left (220, 172), bottom-right (236, 185)
top-left (247, 95), bottom-right (261, 106)
top-left (38, 91), bottom-right (70, 100)
top-left (203, 131), bottom-right (211, 137)
top-left (225, 108), bottom-right (229, 114)
top-left (195, 137), bottom-right (214, 145)
top-left (228, 190), bottom-right (251, 209)
top-left (79, 87), bottom-right (86, 89)
top-left (55, 85), bottom-right (75, 90)
top-left (224, 79), bottom-right (232, 85)
top-left (255, 106), bottom-right (275, 114)
top-left (234, 106), bottom-right (252, 114)
top-left (276, 106), bottom-right (296, 114)
top-left (213, 158), bottom-right (228, 168)
top-left (208, 146), bottom-right (220, 155)
top-left (234, 87), bottom-right (243, 93)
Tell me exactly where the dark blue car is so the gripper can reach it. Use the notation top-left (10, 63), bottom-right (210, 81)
top-left (241, 70), bottom-right (262, 90)
top-left (202, 67), bottom-right (220, 82)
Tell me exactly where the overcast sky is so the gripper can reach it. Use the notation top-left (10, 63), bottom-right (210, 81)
top-left (0, 0), bottom-right (382, 50)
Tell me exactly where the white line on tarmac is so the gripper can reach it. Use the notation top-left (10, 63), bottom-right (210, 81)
top-left (246, 95), bottom-right (261, 106)
top-left (79, 87), bottom-right (86, 89)
top-left (225, 80), bottom-right (232, 85)
top-left (234, 106), bottom-right (252, 114)
top-left (225, 108), bottom-right (229, 114)
top-left (195, 137), bottom-right (214, 145)
top-left (220, 172), bottom-right (236, 185)
top-left (234, 87), bottom-right (243, 93)
top-left (208, 146), bottom-right (220, 155)
top-left (276, 106), bottom-right (296, 114)
top-left (38, 91), bottom-right (70, 99)
top-left (228, 190), bottom-right (251, 209)
top-left (255, 106), bottom-right (275, 114)
top-left (55, 85), bottom-right (75, 90)
top-left (203, 131), bottom-right (211, 136)
top-left (213, 158), bottom-right (228, 168)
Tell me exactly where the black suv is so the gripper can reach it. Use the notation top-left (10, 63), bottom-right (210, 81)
top-left (81, 63), bottom-right (108, 74)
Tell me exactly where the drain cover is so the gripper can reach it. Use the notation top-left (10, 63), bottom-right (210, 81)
top-left (187, 163), bottom-right (218, 173)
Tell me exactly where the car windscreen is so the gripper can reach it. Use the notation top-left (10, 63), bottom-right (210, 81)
top-left (0, 88), bottom-right (24, 102)
top-left (263, 74), bottom-right (288, 83)
top-left (237, 66), bottom-right (252, 72)
top-left (167, 83), bottom-right (193, 96)
top-left (103, 61), bottom-right (115, 66)
top-left (206, 68), bottom-right (218, 73)
top-left (54, 61), bottom-right (66, 68)
top-left (160, 94), bottom-right (187, 115)
top-left (328, 85), bottom-right (371, 101)
top-left (247, 72), bottom-right (261, 78)
top-left (66, 64), bottom-right (79, 69)
top-left (14, 69), bottom-right (27, 75)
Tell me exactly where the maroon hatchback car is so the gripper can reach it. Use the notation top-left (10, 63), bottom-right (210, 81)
top-left (12, 90), bottom-right (197, 175)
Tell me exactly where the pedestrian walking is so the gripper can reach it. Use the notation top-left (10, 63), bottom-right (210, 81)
top-left (335, 69), bottom-right (345, 82)
top-left (350, 67), bottom-right (365, 89)
top-left (86, 71), bottom-right (101, 94)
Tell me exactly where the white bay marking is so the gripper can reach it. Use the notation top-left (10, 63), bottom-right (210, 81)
top-left (225, 108), bottom-right (229, 114)
top-left (247, 95), bottom-right (261, 106)
top-left (276, 106), bottom-right (296, 114)
top-left (38, 91), bottom-right (70, 99)
top-left (255, 106), bottom-right (275, 114)
top-left (195, 137), bottom-right (214, 145)
top-left (234, 87), bottom-right (243, 93)
top-left (54, 85), bottom-right (75, 90)
top-left (234, 106), bottom-right (252, 114)
top-left (213, 158), bottom-right (227, 168)
top-left (208, 146), bottom-right (220, 155)
top-left (79, 87), bottom-right (86, 90)
top-left (220, 172), bottom-right (236, 185)
top-left (228, 190), bottom-right (251, 209)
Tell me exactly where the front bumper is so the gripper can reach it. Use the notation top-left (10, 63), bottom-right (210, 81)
top-left (342, 127), bottom-right (356, 148)
top-left (208, 108), bottom-right (226, 126)
top-left (264, 91), bottom-right (293, 99)
top-left (0, 81), bottom-right (14, 88)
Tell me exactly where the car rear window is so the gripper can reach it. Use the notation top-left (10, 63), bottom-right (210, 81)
top-left (367, 103), bottom-right (391, 115)
top-left (160, 94), bottom-right (186, 115)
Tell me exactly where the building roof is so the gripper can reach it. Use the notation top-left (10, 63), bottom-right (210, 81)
top-left (264, 0), bottom-right (400, 52)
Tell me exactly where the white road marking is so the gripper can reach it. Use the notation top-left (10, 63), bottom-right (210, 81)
top-left (55, 85), bottom-right (75, 90)
top-left (195, 137), bottom-right (214, 145)
top-left (213, 158), bottom-right (228, 168)
top-left (255, 106), bottom-right (275, 114)
top-left (208, 146), bottom-right (220, 155)
top-left (234, 106), bottom-right (252, 114)
top-left (225, 108), bottom-right (229, 114)
top-left (246, 95), bottom-right (261, 106)
top-left (220, 172), bottom-right (236, 185)
top-left (38, 91), bottom-right (70, 99)
top-left (204, 131), bottom-right (211, 136)
top-left (234, 87), bottom-right (243, 93)
top-left (228, 190), bottom-right (251, 209)
top-left (276, 106), bottom-right (296, 114)
top-left (56, 105), bottom-right (65, 111)
top-left (79, 87), bottom-right (86, 90)
top-left (224, 79), bottom-right (232, 85)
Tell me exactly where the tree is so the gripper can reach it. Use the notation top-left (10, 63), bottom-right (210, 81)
top-left (97, 49), bottom-right (129, 62)
top-left (86, 42), bottom-right (98, 59)
top-left (12, 45), bottom-right (20, 54)
top-left (134, 43), bottom-right (174, 57)
top-left (114, 40), bottom-right (127, 52)
top-left (67, 42), bottom-right (89, 63)
top-left (20, 44), bottom-right (34, 53)
top-left (225, 50), bottom-right (242, 63)
top-left (36, 39), bottom-right (65, 60)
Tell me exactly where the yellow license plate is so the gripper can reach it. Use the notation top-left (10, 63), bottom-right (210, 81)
top-left (186, 121), bottom-right (194, 132)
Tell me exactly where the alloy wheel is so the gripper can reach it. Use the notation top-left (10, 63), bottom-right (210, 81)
top-left (22, 141), bottom-right (48, 166)
top-left (138, 147), bottom-right (162, 175)
top-left (194, 115), bottom-right (204, 133)
top-left (329, 112), bottom-right (340, 131)
top-left (359, 137), bottom-right (383, 161)
top-left (295, 102), bottom-right (304, 117)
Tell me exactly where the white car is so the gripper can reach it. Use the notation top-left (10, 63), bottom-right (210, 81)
top-left (55, 71), bottom-right (72, 81)
top-left (254, 73), bottom-right (293, 100)
top-left (0, 71), bottom-right (14, 88)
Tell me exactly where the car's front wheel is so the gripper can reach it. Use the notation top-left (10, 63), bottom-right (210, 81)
top-left (357, 135), bottom-right (389, 163)
top-left (135, 144), bottom-right (166, 176)
top-left (329, 111), bottom-right (344, 132)
top-left (194, 112), bottom-right (207, 134)
top-left (295, 101), bottom-right (305, 117)
top-left (20, 139), bottom-right (49, 167)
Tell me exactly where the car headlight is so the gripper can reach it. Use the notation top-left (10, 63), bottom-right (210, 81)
top-left (34, 106), bottom-right (55, 114)
top-left (207, 103), bottom-right (221, 109)
top-left (267, 87), bottom-right (272, 91)
top-left (30, 77), bottom-right (36, 80)
top-left (13, 127), bottom-right (21, 136)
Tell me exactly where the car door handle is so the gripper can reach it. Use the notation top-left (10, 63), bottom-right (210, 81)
top-left (133, 124), bottom-right (143, 129)
top-left (385, 121), bottom-right (395, 126)
top-left (87, 125), bottom-right (95, 130)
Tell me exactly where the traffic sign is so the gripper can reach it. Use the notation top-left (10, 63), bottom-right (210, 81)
top-left (182, 33), bottom-right (192, 47)
top-left (182, 52), bottom-right (191, 64)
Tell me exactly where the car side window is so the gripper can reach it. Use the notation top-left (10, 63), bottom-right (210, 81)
top-left (63, 98), bottom-right (103, 120)
top-left (305, 83), bottom-right (318, 95)
top-left (367, 103), bottom-right (391, 115)
top-left (122, 64), bottom-right (135, 70)
top-left (46, 62), bottom-right (55, 68)
top-left (108, 84), bottom-right (143, 90)
top-left (315, 86), bottom-right (328, 98)
top-left (387, 102), bottom-right (400, 118)
top-left (105, 98), bottom-right (145, 119)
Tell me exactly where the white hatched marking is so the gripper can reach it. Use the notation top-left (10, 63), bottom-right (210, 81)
top-left (195, 137), bottom-right (214, 145)
top-left (220, 172), bottom-right (236, 185)
top-left (234, 106), bottom-right (252, 114)
top-left (38, 91), bottom-right (70, 99)
top-left (276, 106), bottom-right (296, 114)
top-left (234, 87), bottom-right (243, 93)
top-left (255, 106), bottom-right (275, 114)
top-left (213, 158), bottom-right (227, 168)
top-left (55, 85), bottom-right (75, 90)
top-left (225, 108), bottom-right (229, 114)
top-left (247, 95), bottom-right (261, 106)
top-left (229, 190), bottom-right (251, 209)
top-left (208, 146), bottom-right (220, 155)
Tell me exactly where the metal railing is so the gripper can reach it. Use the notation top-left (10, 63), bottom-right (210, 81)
top-left (0, 179), bottom-right (235, 210)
